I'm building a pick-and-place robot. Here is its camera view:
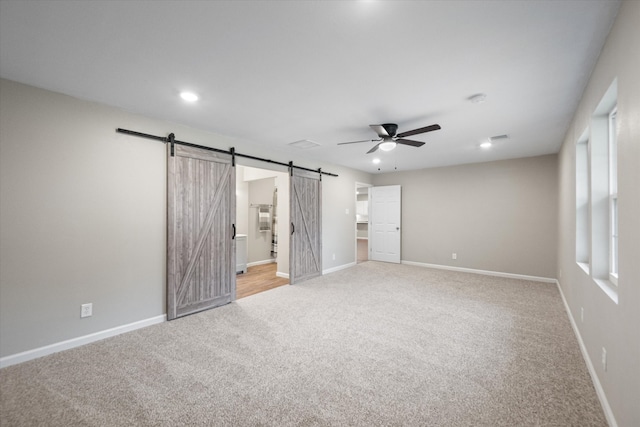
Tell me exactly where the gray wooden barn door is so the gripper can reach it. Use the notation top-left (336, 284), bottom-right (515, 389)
top-left (167, 144), bottom-right (236, 320)
top-left (289, 169), bottom-right (322, 284)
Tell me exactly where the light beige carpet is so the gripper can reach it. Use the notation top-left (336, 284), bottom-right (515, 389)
top-left (0, 262), bottom-right (607, 426)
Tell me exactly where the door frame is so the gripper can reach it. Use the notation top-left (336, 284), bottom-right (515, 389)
top-left (369, 185), bottom-right (402, 264)
top-left (355, 182), bottom-right (373, 263)
top-left (235, 162), bottom-right (291, 281)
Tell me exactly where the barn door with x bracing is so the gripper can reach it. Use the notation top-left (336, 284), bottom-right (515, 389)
top-left (167, 144), bottom-right (236, 320)
top-left (289, 169), bottom-right (322, 284)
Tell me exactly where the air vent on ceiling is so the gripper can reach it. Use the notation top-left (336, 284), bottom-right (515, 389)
top-left (490, 134), bottom-right (509, 142)
top-left (288, 139), bottom-right (321, 149)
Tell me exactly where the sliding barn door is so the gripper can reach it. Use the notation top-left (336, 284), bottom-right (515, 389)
top-left (167, 145), bottom-right (236, 320)
top-left (289, 169), bottom-right (322, 284)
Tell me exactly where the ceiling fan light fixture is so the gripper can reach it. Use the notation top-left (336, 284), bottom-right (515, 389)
top-left (379, 141), bottom-right (397, 151)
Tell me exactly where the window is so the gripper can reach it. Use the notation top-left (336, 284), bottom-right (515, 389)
top-left (575, 79), bottom-right (618, 302)
top-left (609, 107), bottom-right (618, 285)
top-left (580, 79), bottom-right (618, 302)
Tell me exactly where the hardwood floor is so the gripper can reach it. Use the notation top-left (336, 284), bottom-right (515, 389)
top-left (236, 263), bottom-right (289, 299)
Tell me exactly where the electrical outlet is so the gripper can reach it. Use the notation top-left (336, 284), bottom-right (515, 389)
top-left (345, 208), bottom-right (349, 214)
top-left (81, 303), bottom-right (93, 318)
top-left (581, 307), bottom-right (584, 323)
top-left (452, 252), bottom-right (457, 260)
top-left (332, 253), bottom-right (336, 261)
top-left (601, 347), bottom-right (607, 371)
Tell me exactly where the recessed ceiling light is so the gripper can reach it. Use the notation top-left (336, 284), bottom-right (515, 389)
top-left (372, 158), bottom-right (381, 164)
top-left (180, 91), bottom-right (199, 102)
top-left (469, 93), bottom-right (487, 104)
top-left (480, 141), bottom-right (492, 149)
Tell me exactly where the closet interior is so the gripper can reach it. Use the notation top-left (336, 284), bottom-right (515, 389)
top-left (356, 184), bottom-right (370, 263)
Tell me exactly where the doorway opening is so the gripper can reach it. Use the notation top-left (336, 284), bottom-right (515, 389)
top-left (356, 182), bottom-right (372, 264)
top-left (236, 165), bottom-right (290, 299)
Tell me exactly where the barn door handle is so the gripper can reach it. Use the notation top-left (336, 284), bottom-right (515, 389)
top-left (232, 224), bottom-right (236, 240)
top-left (291, 222), bottom-right (295, 235)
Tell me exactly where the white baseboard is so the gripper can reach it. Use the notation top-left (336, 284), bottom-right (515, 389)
top-left (555, 280), bottom-right (618, 427)
top-left (400, 260), bottom-right (557, 283)
top-left (0, 314), bottom-right (166, 369)
top-left (323, 262), bottom-right (356, 275)
top-left (276, 271), bottom-right (289, 279)
top-left (247, 259), bottom-right (276, 267)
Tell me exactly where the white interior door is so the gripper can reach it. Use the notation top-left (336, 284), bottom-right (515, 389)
top-left (370, 185), bottom-right (401, 264)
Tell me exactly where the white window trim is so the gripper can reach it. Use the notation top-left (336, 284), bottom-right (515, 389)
top-left (575, 131), bottom-right (590, 271)
top-left (608, 107), bottom-right (618, 286)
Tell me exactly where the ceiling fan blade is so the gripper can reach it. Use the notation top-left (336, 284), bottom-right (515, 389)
top-left (397, 124), bottom-right (441, 138)
top-left (369, 124), bottom-right (390, 137)
top-left (337, 139), bottom-right (375, 146)
top-left (396, 139), bottom-right (426, 147)
top-left (367, 143), bottom-right (382, 154)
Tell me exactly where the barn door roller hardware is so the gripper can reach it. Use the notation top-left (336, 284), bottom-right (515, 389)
top-left (116, 128), bottom-right (338, 177)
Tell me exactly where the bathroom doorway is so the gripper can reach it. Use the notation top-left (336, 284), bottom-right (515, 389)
top-left (236, 165), bottom-right (290, 298)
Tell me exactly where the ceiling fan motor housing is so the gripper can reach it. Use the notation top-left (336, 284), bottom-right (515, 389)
top-left (381, 123), bottom-right (398, 137)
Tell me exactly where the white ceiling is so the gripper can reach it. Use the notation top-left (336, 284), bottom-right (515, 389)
top-left (0, 0), bottom-right (620, 173)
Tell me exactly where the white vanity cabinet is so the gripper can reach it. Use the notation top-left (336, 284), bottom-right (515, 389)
top-left (236, 234), bottom-right (247, 274)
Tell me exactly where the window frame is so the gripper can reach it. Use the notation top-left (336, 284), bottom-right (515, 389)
top-left (575, 131), bottom-right (590, 273)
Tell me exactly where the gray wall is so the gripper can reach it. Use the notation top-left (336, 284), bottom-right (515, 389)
top-left (0, 78), bottom-right (372, 358)
top-left (373, 155), bottom-right (558, 278)
top-left (557, 1), bottom-right (640, 425)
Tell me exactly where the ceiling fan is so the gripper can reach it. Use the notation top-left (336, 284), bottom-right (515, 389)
top-left (338, 123), bottom-right (441, 154)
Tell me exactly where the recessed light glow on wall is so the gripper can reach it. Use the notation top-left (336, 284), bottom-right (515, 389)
top-left (180, 91), bottom-right (199, 102)
top-left (372, 158), bottom-right (381, 164)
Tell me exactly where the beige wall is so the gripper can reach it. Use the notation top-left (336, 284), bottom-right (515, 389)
top-left (373, 155), bottom-right (558, 278)
top-left (556, 1), bottom-right (640, 425)
top-left (0, 78), bottom-right (372, 358)
top-left (322, 168), bottom-right (371, 269)
top-left (247, 177), bottom-right (276, 264)
top-left (235, 166), bottom-right (249, 236)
